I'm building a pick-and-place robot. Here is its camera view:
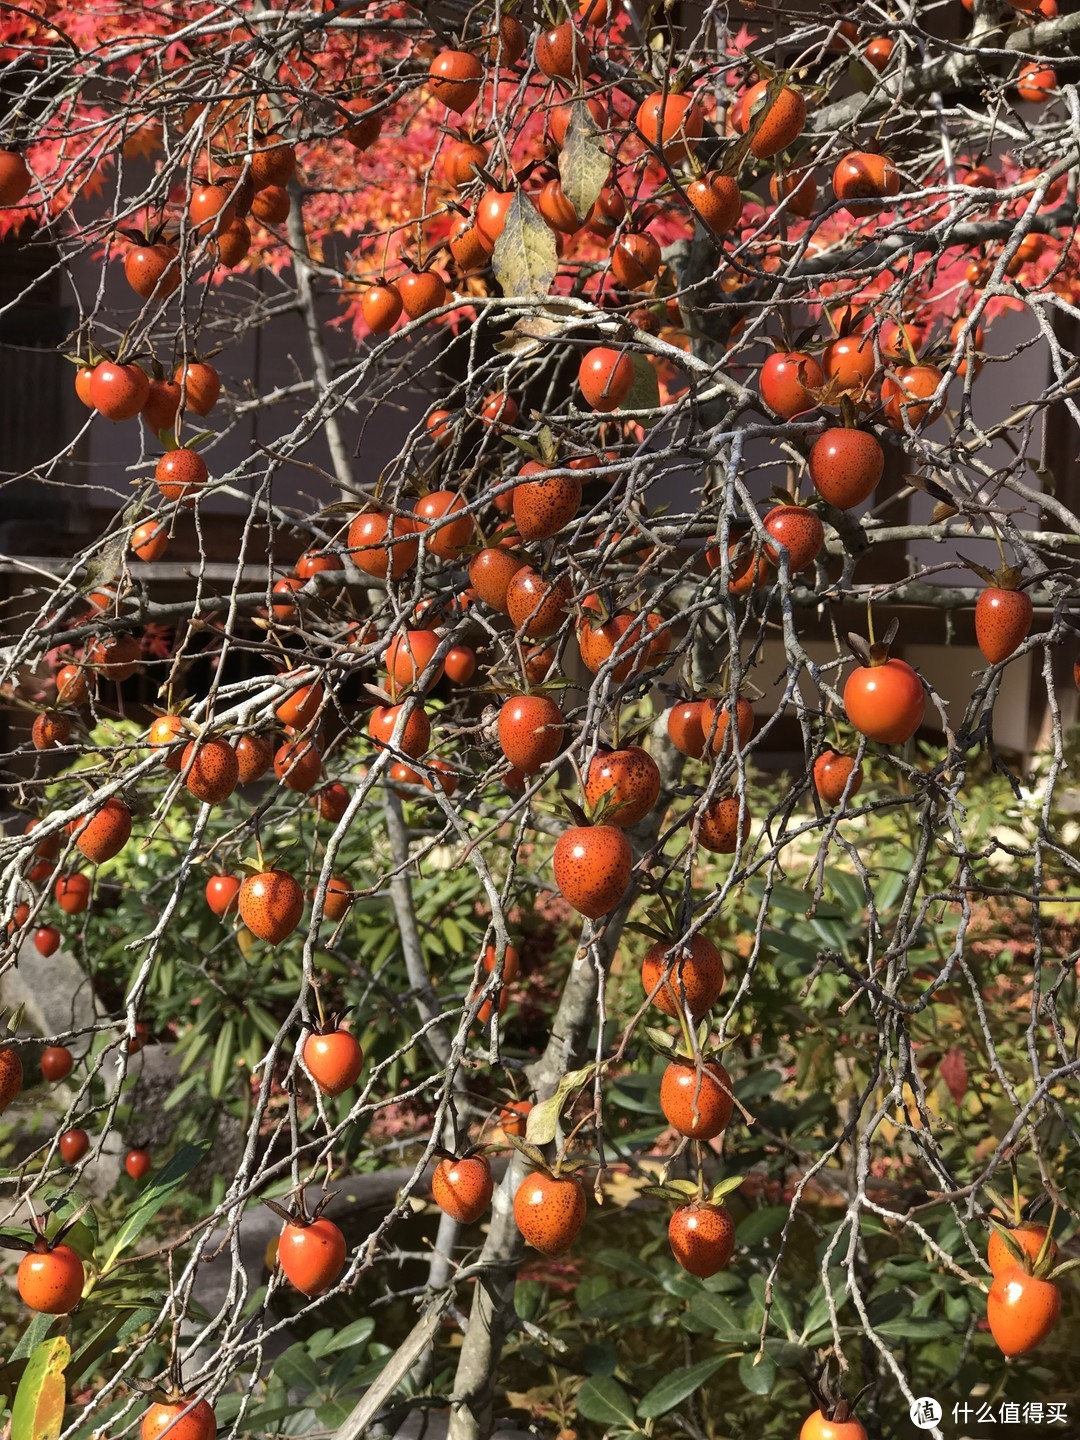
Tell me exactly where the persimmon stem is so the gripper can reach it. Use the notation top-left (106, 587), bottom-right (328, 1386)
top-left (556, 1105), bottom-right (596, 1169)
top-left (1035, 1201), bottom-right (1058, 1269)
top-left (675, 993), bottom-right (697, 1058)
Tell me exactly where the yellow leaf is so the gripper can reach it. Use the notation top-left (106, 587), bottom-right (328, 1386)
top-left (492, 192), bottom-right (558, 299)
top-left (558, 102), bottom-right (609, 220)
top-left (12, 1336), bottom-right (70, 1440)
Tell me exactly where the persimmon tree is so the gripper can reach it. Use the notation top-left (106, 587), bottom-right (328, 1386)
top-left (0, 0), bottom-right (1079, 1437)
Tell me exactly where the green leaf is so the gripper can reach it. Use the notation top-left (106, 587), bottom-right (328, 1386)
top-left (707, 1175), bottom-right (745, 1205)
top-left (99, 1141), bottom-right (210, 1274)
top-left (328, 1349), bottom-right (365, 1392)
top-left (800, 1272), bottom-right (849, 1343)
top-left (210, 1016), bottom-right (236, 1099)
top-left (240, 1404), bottom-right (304, 1429)
top-left (492, 192), bottom-right (557, 299)
top-left (70, 1308), bottom-right (138, 1383)
top-left (823, 868), bottom-right (867, 916)
top-left (688, 1291), bottom-right (754, 1341)
top-left (593, 1248), bottom-right (663, 1284)
top-left (944, 1291), bottom-right (970, 1325)
top-left (514, 1280), bottom-right (546, 1322)
top-left (738, 1349), bottom-right (775, 1396)
top-left (748, 1273), bottom-right (797, 1339)
top-left (746, 880), bottom-right (806, 913)
top-left (558, 101), bottom-right (609, 221)
top-left (874, 1317), bottom-right (954, 1341)
top-left (42, 1193), bottom-right (98, 1263)
top-left (920, 1340), bottom-right (963, 1375)
top-left (8, 1313), bottom-right (55, 1365)
top-left (638, 1358), bottom-right (725, 1418)
top-left (623, 352), bottom-right (660, 421)
top-left (320, 1317), bottom-right (376, 1355)
top-left (273, 1342), bottom-right (322, 1392)
top-left (162, 1072), bottom-right (202, 1113)
top-left (660, 1179), bottom-right (703, 1200)
top-left (315, 1398), bottom-right (353, 1427)
top-left (583, 1342), bottom-right (618, 1377)
top-left (872, 868), bottom-right (906, 914)
top-left (764, 929), bottom-right (820, 963)
top-left (643, 1026), bottom-right (678, 1054)
top-left (762, 1337), bottom-right (810, 1368)
top-left (578, 1287), bottom-right (650, 1320)
top-left (12, 1337), bottom-right (69, 1440)
top-left (305, 1326), bottom-right (337, 1360)
top-left (442, 915), bottom-right (465, 953)
top-left (737, 1206), bottom-right (789, 1245)
top-left (576, 1376), bottom-right (638, 1428)
top-left (248, 1003), bottom-right (282, 1043)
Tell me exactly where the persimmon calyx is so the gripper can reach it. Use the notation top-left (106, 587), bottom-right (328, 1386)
top-left (503, 1134), bottom-right (552, 1172)
top-left (847, 617), bottom-right (900, 666)
top-left (563, 796), bottom-right (590, 828)
top-left (262, 1188), bottom-right (337, 1226)
top-left (707, 1173), bottom-right (745, 1205)
top-left (640, 1178), bottom-right (705, 1203)
top-left (960, 554), bottom-right (1026, 591)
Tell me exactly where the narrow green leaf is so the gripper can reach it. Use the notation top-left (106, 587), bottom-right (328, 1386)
top-left (638, 1358), bottom-right (725, 1418)
top-left (738, 1349), bottom-right (775, 1396)
top-left (667, 1179), bottom-right (704, 1199)
top-left (80, 531), bottom-right (128, 596)
top-left (874, 1317), bottom-right (954, 1341)
top-left (70, 1308), bottom-right (141, 1384)
top-left (99, 1141), bottom-right (210, 1274)
top-left (762, 928), bottom-right (819, 962)
top-left (593, 1248), bottom-right (663, 1284)
top-left (320, 1317), bottom-right (376, 1355)
top-left (248, 1002), bottom-right (282, 1043)
top-left (12, 1337), bottom-right (69, 1440)
top-left (8, 1312), bottom-right (54, 1365)
top-left (162, 1072), bottom-right (202, 1113)
top-left (210, 1016), bottom-right (236, 1099)
top-left (707, 1175), bottom-right (746, 1205)
top-left (42, 1192), bottom-right (98, 1263)
top-left (576, 1376), bottom-right (638, 1428)
top-left (824, 867), bottom-right (867, 916)
top-left (579, 1288), bottom-right (650, 1320)
top-left (748, 1273), bottom-right (797, 1338)
top-left (736, 1206), bottom-right (789, 1245)
top-left (442, 915), bottom-right (465, 953)
top-left (689, 1291), bottom-right (753, 1340)
top-left (273, 1342), bottom-right (322, 1391)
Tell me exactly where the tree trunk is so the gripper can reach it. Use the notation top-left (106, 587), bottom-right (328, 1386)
top-left (447, 733), bottom-right (682, 1439)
